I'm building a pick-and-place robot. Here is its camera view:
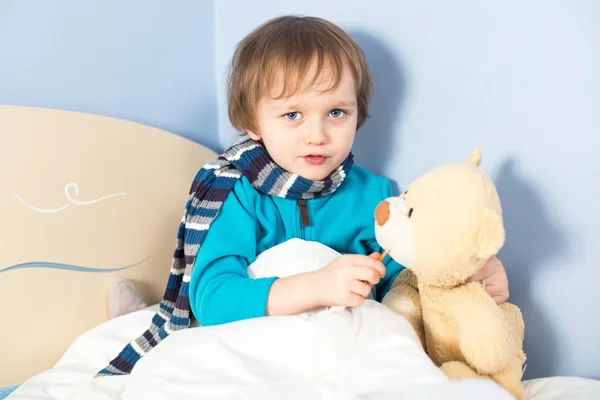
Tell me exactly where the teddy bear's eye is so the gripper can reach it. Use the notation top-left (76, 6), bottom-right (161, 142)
top-left (408, 208), bottom-right (414, 218)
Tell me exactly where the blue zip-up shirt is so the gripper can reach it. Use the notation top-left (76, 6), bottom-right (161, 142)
top-left (189, 164), bottom-right (405, 326)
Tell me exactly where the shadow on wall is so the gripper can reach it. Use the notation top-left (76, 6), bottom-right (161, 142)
top-left (349, 30), bottom-right (407, 195)
top-left (495, 159), bottom-right (569, 380)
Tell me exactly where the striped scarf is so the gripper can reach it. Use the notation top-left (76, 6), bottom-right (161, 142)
top-left (97, 138), bottom-right (353, 376)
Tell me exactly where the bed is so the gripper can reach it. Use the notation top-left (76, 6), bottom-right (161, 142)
top-left (1, 106), bottom-right (598, 399)
top-left (0, 105), bottom-right (216, 387)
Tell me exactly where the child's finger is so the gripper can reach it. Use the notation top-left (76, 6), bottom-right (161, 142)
top-left (351, 280), bottom-right (372, 298)
top-left (346, 293), bottom-right (366, 308)
top-left (368, 259), bottom-right (386, 278)
top-left (466, 266), bottom-right (488, 283)
top-left (353, 265), bottom-right (381, 285)
top-left (348, 255), bottom-right (386, 277)
top-left (492, 294), bottom-right (508, 304)
top-left (466, 257), bottom-right (496, 282)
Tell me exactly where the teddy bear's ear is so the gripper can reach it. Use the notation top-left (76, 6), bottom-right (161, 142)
top-left (474, 207), bottom-right (505, 258)
top-left (467, 148), bottom-right (482, 167)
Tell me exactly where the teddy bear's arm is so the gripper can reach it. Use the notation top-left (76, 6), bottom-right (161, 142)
top-left (382, 269), bottom-right (426, 349)
top-left (441, 283), bottom-right (514, 375)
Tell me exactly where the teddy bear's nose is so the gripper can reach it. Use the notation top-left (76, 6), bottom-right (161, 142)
top-left (375, 200), bottom-right (390, 226)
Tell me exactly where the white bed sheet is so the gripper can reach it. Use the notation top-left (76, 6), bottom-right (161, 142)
top-left (7, 301), bottom-right (599, 400)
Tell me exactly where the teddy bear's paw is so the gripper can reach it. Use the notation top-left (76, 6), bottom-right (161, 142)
top-left (440, 361), bottom-right (486, 381)
top-left (490, 356), bottom-right (526, 400)
top-left (381, 291), bottom-right (425, 349)
top-left (382, 291), bottom-right (419, 320)
top-left (499, 302), bottom-right (526, 348)
top-left (459, 316), bottom-right (515, 376)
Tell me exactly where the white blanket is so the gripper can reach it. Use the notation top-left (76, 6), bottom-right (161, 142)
top-left (122, 299), bottom-right (513, 400)
top-left (8, 239), bottom-right (599, 399)
top-left (9, 300), bottom-right (598, 400)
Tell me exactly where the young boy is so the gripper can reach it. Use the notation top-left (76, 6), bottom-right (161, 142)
top-left (99, 14), bottom-right (508, 376)
top-left (189, 14), bottom-right (509, 326)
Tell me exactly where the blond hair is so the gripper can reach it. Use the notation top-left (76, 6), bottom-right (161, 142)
top-left (227, 15), bottom-right (373, 134)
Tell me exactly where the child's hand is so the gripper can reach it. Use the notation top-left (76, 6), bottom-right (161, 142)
top-left (467, 255), bottom-right (509, 304)
top-left (315, 253), bottom-right (386, 308)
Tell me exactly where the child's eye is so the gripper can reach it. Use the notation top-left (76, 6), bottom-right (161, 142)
top-left (284, 112), bottom-right (301, 121)
top-left (328, 109), bottom-right (346, 118)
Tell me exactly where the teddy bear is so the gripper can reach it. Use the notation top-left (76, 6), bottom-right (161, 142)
top-left (374, 149), bottom-right (527, 399)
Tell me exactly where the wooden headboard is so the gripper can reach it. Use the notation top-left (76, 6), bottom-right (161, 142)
top-left (0, 106), bottom-right (217, 386)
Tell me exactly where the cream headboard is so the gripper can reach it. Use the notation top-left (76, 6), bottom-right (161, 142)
top-left (0, 106), bottom-right (217, 386)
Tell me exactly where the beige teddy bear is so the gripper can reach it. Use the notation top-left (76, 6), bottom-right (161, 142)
top-left (374, 149), bottom-right (526, 399)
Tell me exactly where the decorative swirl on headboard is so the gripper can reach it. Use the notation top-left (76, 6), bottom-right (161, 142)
top-left (0, 256), bottom-right (150, 275)
top-left (13, 182), bottom-right (126, 213)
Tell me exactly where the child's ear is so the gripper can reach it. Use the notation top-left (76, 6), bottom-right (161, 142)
top-left (246, 130), bottom-right (261, 141)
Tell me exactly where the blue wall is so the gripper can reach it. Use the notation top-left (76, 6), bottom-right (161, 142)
top-left (0, 0), bottom-right (219, 149)
top-left (1, 0), bottom-right (599, 380)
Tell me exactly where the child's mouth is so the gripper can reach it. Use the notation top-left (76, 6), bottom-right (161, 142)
top-left (304, 155), bottom-right (326, 165)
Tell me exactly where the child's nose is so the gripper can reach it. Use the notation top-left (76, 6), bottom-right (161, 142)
top-left (375, 200), bottom-right (390, 226)
top-left (303, 122), bottom-right (327, 145)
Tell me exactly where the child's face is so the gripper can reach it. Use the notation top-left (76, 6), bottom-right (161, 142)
top-left (246, 61), bottom-right (358, 181)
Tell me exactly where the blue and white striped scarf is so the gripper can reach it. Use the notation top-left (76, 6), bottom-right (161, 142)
top-left (97, 137), bottom-right (353, 376)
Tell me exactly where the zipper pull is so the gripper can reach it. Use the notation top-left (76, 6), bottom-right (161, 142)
top-left (298, 199), bottom-right (311, 227)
